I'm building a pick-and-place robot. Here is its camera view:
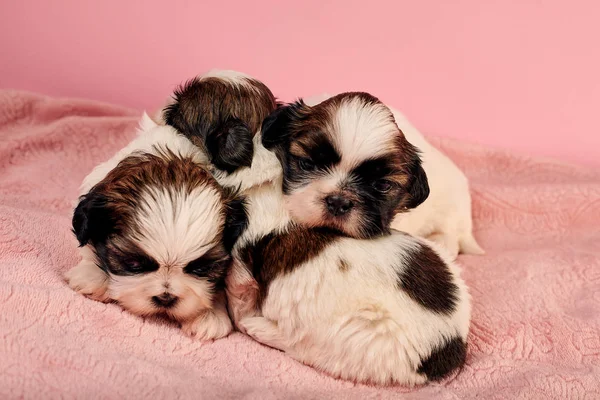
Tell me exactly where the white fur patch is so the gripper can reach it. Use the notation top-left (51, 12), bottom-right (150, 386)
top-left (237, 232), bottom-right (470, 386)
top-left (333, 97), bottom-right (398, 170)
top-left (135, 184), bottom-right (223, 266)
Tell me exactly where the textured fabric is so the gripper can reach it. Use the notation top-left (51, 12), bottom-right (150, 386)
top-left (1, 90), bottom-right (599, 399)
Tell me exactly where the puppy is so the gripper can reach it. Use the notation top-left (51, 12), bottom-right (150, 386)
top-left (236, 227), bottom-right (471, 386)
top-left (166, 79), bottom-right (471, 386)
top-left (304, 93), bottom-right (484, 258)
top-left (261, 93), bottom-right (430, 239)
top-left (65, 116), bottom-right (246, 340)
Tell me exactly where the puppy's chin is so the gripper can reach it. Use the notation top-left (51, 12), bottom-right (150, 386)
top-left (107, 273), bottom-right (214, 322)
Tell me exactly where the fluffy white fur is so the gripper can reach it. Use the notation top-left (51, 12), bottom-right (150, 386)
top-left (238, 235), bottom-right (470, 386)
top-left (303, 93), bottom-right (483, 259)
top-left (213, 128), bottom-right (471, 386)
top-left (65, 115), bottom-right (232, 340)
top-left (221, 131), bottom-right (472, 384)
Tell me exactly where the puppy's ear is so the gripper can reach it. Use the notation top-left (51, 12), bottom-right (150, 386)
top-left (205, 118), bottom-right (254, 173)
top-left (222, 193), bottom-right (249, 252)
top-left (261, 100), bottom-right (309, 150)
top-left (72, 192), bottom-right (114, 246)
top-left (162, 78), bottom-right (200, 135)
top-left (404, 147), bottom-right (430, 209)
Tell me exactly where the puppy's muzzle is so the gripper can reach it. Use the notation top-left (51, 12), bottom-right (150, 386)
top-left (325, 195), bottom-right (354, 216)
top-left (151, 293), bottom-right (178, 308)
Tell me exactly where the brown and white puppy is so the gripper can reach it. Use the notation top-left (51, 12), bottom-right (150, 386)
top-left (261, 93), bottom-right (430, 239)
top-left (65, 118), bottom-right (247, 340)
top-left (303, 93), bottom-right (483, 258)
top-left (165, 76), bottom-right (471, 386)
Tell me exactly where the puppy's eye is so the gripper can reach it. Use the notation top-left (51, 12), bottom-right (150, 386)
top-left (373, 179), bottom-right (394, 193)
top-left (123, 258), bottom-right (156, 273)
top-left (185, 258), bottom-right (222, 278)
top-left (298, 158), bottom-right (316, 172)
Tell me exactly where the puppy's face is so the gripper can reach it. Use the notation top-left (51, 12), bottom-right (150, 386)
top-left (262, 93), bottom-right (429, 238)
top-left (72, 150), bottom-right (246, 322)
top-left (162, 71), bottom-right (278, 174)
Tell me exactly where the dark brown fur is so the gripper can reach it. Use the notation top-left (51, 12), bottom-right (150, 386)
top-left (417, 337), bottom-right (467, 381)
top-left (82, 148), bottom-right (221, 238)
top-left (338, 258), bottom-right (350, 272)
top-left (165, 77), bottom-right (277, 143)
top-left (163, 76), bottom-right (279, 173)
top-left (72, 149), bottom-right (229, 276)
top-left (396, 243), bottom-right (459, 315)
top-left (237, 227), bottom-right (339, 306)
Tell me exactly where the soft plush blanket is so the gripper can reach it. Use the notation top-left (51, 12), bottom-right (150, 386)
top-left (1, 90), bottom-right (599, 399)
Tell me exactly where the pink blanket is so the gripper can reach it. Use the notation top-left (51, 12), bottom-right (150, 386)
top-left (1, 90), bottom-right (599, 399)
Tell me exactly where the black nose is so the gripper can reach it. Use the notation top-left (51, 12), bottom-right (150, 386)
top-left (325, 195), bottom-right (354, 216)
top-left (151, 293), bottom-right (178, 308)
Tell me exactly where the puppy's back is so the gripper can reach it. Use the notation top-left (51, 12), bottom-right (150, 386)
top-left (243, 228), bottom-right (471, 386)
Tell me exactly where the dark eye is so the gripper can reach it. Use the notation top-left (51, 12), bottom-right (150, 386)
top-left (373, 179), bottom-right (393, 193)
top-left (122, 258), bottom-right (156, 274)
top-left (185, 258), bottom-right (223, 278)
top-left (298, 158), bottom-right (316, 172)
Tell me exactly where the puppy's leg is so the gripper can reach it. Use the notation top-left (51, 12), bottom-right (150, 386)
top-left (225, 258), bottom-right (260, 332)
top-left (181, 292), bottom-right (232, 341)
top-left (65, 246), bottom-right (110, 302)
top-left (240, 316), bottom-right (289, 352)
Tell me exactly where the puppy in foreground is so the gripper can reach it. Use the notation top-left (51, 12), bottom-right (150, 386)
top-left (65, 117), bottom-right (246, 340)
top-left (166, 74), bottom-right (472, 386)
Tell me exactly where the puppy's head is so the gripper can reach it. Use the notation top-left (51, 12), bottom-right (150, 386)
top-left (162, 70), bottom-right (278, 174)
top-left (72, 149), bottom-right (247, 322)
top-left (261, 92), bottom-right (429, 238)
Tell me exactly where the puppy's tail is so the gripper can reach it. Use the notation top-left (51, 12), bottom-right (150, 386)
top-left (459, 233), bottom-right (485, 255)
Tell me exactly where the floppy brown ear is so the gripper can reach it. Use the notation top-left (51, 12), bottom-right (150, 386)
top-left (162, 78), bottom-right (255, 173)
top-left (261, 100), bottom-right (309, 150)
top-left (72, 192), bottom-right (115, 246)
top-left (221, 191), bottom-right (249, 253)
top-left (404, 148), bottom-right (430, 209)
top-left (205, 118), bottom-right (254, 173)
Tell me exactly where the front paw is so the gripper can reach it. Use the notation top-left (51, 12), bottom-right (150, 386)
top-left (225, 261), bottom-right (260, 330)
top-left (181, 308), bottom-right (233, 341)
top-left (239, 317), bottom-right (287, 352)
top-left (65, 261), bottom-right (110, 303)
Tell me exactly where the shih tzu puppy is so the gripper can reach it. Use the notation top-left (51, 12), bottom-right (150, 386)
top-left (165, 75), bottom-right (471, 386)
top-left (65, 115), bottom-right (247, 340)
top-left (303, 93), bottom-right (483, 259)
top-left (260, 93), bottom-right (430, 239)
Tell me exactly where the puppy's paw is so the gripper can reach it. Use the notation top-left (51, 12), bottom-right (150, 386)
top-left (181, 308), bottom-right (233, 341)
top-left (65, 260), bottom-right (110, 302)
top-left (225, 260), bottom-right (260, 330)
top-left (240, 316), bottom-right (287, 352)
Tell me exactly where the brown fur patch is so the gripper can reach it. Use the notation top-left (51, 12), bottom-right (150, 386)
top-left (338, 258), bottom-right (350, 272)
top-left (238, 227), bottom-right (339, 306)
top-left (165, 76), bottom-right (277, 145)
top-left (396, 243), bottom-right (459, 315)
top-left (75, 149), bottom-right (225, 247)
top-left (93, 148), bottom-right (220, 222)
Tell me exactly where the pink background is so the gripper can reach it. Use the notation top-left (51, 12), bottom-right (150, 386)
top-left (1, 0), bottom-right (598, 166)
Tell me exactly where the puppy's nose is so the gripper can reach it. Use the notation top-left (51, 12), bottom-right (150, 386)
top-left (325, 195), bottom-right (354, 216)
top-left (151, 293), bottom-right (178, 308)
